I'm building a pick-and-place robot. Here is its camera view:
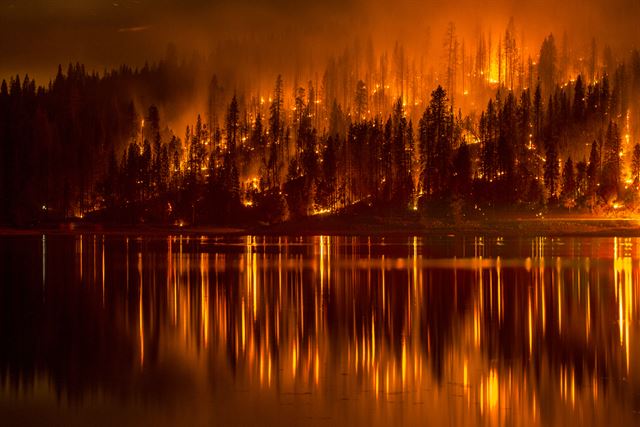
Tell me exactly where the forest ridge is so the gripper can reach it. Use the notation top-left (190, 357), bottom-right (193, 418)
top-left (1, 33), bottom-right (639, 226)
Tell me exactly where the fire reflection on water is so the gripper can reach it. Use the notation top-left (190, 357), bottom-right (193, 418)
top-left (1, 235), bottom-right (639, 426)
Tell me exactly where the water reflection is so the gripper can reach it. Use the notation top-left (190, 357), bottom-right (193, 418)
top-left (1, 235), bottom-right (639, 426)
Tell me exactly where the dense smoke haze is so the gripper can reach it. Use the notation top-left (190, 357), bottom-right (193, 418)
top-left (3, 0), bottom-right (639, 136)
top-left (2, 0), bottom-right (640, 82)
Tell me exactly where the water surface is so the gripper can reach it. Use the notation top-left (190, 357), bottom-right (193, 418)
top-left (0, 235), bottom-right (639, 426)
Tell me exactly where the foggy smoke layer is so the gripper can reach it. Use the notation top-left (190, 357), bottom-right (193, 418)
top-left (1, 0), bottom-right (639, 81)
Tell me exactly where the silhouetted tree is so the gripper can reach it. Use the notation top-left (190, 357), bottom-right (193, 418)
top-left (420, 86), bottom-right (453, 202)
top-left (600, 121), bottom-right (621, 202)
top-left (632, 143), bottom-right (640, 186)
top-left (539, 34), bottom-right (557, 95)
top-left (544, 138), bottom-right (560, 202)
top-left (560, 157), bottom-right (576, 207)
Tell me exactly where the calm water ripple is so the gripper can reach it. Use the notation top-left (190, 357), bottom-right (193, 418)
top-left (0, 235), bottom-right (639, 426)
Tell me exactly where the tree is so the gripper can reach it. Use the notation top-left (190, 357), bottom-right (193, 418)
top-left (225, 97), bottom-right (239, 154)
top-left (101, 149), bottom-right (119, 210)
top-left (268, 76), bottom-right (284, 187)
top-left (533, 83), bottom-right (543, 148)
top-left (315, 136), bottom-right (338, 210)
top-left (632, 143), bottom-right (640, 186)
top-left (420, 86), bottom-right (454, 201)
top-left (575, 160), bottom-right (588, 202)
top-left (354, 80), bottom-right (368, 121)
top-left (480, 99), bottom-right (499, 185)
top-left (390, 98), bottom-right (412, 205)
top-left (146, 105), bottom-right (163, 195)
top-left (560, 157), bottom-right (576, 207)
top-left (538, 34), bottom-right (557, 95)
top-left (253, 113), bottom-right (266, 175)
top-left (452, 141), bottom-right (471, 198)
top-left (293, 86), bottom-right (305, 130)
top-left (223, 96), bottom-right (240, 204)
top-left (444, 23), bottom-right (458, 104)
top-left (600, 121), bottom-right (621, 202)
top-left (497, 92), bottom-right (516, 189)
top-left (504, 18), bottom-right (519, 90)
top-left (544, 138), bottom-right (560, 202)
top-left (586, 141), bottom-right (600, 203)
top-left (269, 75), bottom-right (283, 140)
top-left (188, 115), bottom-right (207, 186)
top-left (141, 139), bottom-right (152, 199)
top-left (573, 75), bottom-right (585, 122)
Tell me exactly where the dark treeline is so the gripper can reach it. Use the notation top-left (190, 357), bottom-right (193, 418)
top-left (0, 57), bottom-right (202, 225)
top-left (4, 37), bottom-right (640, 226)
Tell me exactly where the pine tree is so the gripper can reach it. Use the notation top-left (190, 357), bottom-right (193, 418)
top-left (575, 160), bottom-right (588, 202)
top-left (420, 86), bottom-right (453, 201)
top-left (452, 141), bottom-right (471, 198)
top-left (632, 143), bottom-right (640, 186)
top-left (354, 80), bottom-right (368, 121)
top-left (268, 76), bottom-right (284, 187)
top-left (544, 138), bottom-right (560, 202)
top-left (560, 157), bottom-right (576, 207)
top-left (586, 140), bottom-right (600, 202)
top-left (573, 75), bottom-right (585, 122)
top-left (391, 98), bottom-right (411, 204)
top-left (533, 83), bottom-right (543, 148)
top-left (600, 121), bottom-right (621, 202)
top-left (538, 34), bottom-right (557, 95)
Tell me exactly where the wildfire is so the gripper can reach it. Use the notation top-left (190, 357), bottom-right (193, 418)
top-left (246, 177), bottom-right (259, 190)
top-left (311, 207), bottom-right (332, 216)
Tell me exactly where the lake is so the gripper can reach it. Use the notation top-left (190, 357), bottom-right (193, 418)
top-left (0, 234), bottom-right (638, 426)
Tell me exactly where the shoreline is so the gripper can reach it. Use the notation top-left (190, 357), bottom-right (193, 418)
top-left (2, 215), bottom-right (640, 237)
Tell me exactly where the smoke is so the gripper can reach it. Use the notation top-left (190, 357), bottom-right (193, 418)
top-left (1, 0), bottom-right (639, 134)
top-left (2, 0), bottom-right (639, 84)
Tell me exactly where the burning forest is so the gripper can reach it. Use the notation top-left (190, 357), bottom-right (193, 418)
top-left (2, 15), bottom-right (640, 228)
